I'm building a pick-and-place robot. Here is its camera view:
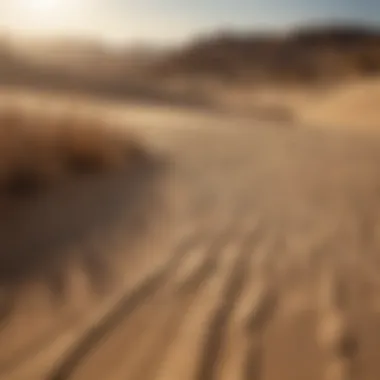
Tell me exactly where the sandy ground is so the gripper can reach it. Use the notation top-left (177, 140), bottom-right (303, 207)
top-left (214, 77), bottom-right (380, 131)
top-left (1, 90), bottom-right (380, 380)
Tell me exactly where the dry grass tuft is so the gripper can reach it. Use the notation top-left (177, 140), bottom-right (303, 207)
top-left (0, 106), bottom-right (147, 199)
top-left (0, 104), bottom-right (163, 307)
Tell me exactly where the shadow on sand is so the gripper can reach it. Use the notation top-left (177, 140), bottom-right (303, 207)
top-left (0, 152), bottom-right (168, 317)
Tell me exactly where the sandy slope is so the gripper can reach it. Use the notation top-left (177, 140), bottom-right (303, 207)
top-left (1, 97), bottom-right (380, 380)
top-left (214, 78), bottom-right (380, 131)
top-left (298, 78), bottom-right (380, 130)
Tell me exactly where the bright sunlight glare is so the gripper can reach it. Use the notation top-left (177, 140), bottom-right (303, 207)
top-left (3, 0), bottom-right (112, 41)
top-left (22, 0), bottom-right (61, 12)
top-left (6, 0), bottom-right (73, 35)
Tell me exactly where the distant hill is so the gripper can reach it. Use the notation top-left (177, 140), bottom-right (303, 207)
top-left (153, 24), bottom-right (380, 83)
top-left (0, 35), bottom-right (207, 108)
top-left (0, 24), bottom-right (378, 102)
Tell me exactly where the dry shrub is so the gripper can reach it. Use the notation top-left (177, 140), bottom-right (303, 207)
top-left (0, 106), bottom-right (146, 199)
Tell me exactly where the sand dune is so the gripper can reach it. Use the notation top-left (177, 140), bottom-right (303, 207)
top-left (1, 93), bottom-right (380, 380)
top-left (214, 77), bottom-right (380, 131)
top-left (298, 78), bottom-right (380, 130)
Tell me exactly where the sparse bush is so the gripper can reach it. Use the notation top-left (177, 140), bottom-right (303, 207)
top-left (0, 107), bottom-right (146, 199)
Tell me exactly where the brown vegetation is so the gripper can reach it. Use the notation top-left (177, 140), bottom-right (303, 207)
top-left (0, 107), bottom-right (146, 199)
top-left (0, 104), bottom-right (165, 312)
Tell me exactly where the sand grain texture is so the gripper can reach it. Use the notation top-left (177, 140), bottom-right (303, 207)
top-left (1, 99), bottom-right (380, 380)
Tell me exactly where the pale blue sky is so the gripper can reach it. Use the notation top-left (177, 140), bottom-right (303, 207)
top-left (0, 0), bottom-right (379, 44)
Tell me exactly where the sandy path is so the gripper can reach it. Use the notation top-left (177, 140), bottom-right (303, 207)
top-left (2, 99), bottom-right (380, 380)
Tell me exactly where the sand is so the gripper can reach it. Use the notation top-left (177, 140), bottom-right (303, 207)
top-left (1, 92), bottom-right (380, 379)
top-left (215, 77), bottom-right (380, 131)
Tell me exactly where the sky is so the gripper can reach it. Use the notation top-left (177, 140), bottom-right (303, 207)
top-left (0, 0), bottom-right (379, 45)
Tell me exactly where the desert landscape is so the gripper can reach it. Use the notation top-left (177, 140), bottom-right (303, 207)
top-left (0, 18), bottom-right (380, 380)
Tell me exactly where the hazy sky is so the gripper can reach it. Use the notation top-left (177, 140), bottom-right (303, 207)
top-left (0, 0), bottom-right (379, 44)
